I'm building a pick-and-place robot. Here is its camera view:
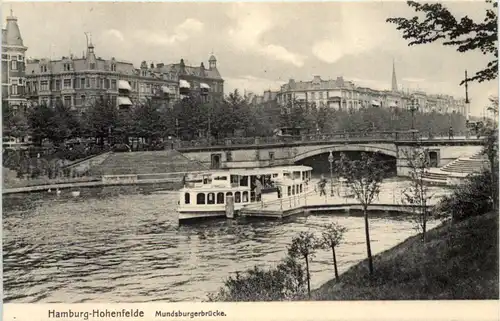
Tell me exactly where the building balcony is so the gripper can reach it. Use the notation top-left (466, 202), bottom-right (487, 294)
top-left (61, 88), bottom-right (76, 95)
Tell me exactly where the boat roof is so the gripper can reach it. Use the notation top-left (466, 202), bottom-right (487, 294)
top-left (187, 166), bottom-right (312, 177)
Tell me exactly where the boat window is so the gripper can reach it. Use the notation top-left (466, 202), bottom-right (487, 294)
top-left (207, 193), bottom-right (215, 204)
top-left (217, 192), bottom-right (225, 204)
top-left (184, 193), bottom-right (190, 204)
top-left (235, 192), bottom-right (241, 203)
top-left (287, 186), bottom-right (291, 196)
top-left (300, 184), bottom-right (303, 193)
top-left (292, 185), bottom-right (295, 195)
top-left (196, 193), bottom-right (206, 205)
top-left (230, 175), bottom-right (239, 187)
top-left (293, 171), bottom-right (301, 179)
top-left (226, 192), bottom-right (233, 198)
top-left (214, 176), bottom-right (227, 181)
top-left (284, 172), bottom-right (290, 178)
top-left (239, 176), bottom-right (249, 187)
top-left (272, 173), bottom-right (278, 178)
top-left (203, 175), bottom-right (212, 184)
top-left (242, 191), bottom-right (249, 202)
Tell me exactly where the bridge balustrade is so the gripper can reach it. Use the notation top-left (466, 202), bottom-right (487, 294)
top-left (174, 130), bottom-right (484, 150)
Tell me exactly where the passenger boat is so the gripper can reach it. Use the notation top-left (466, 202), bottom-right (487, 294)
top-left (177, 165), bottom-right (313, 222)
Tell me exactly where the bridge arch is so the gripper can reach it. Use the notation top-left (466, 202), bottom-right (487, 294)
top-left (292, 144), bottom-right (398, 163)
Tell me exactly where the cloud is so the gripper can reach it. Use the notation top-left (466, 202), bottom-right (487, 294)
top-left (103, 29), bottom-right (125, 42)
top-left (312, 4), bottom-right (396, 64)
top-left (227, 4), bottom-right (305, 67)
top-left (135, 18), bottom-right (204, 46)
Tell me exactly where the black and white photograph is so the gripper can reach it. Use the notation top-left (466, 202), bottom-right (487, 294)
top-left (2, 0), bottom-right (498, 312)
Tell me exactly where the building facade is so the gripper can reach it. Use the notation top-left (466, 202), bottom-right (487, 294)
top-left (276, 64), bottom-right (466, 115)
top-left (2, 11), bottom-right (28, 109)
top-left (25, 41), bottom-right (224, 111)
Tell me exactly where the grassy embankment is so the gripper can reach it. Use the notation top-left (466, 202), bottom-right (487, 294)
top-left (313, 212), bottom-right (499, 300)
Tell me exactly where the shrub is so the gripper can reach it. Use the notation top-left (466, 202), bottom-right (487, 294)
top-left (436, 171), bottom-right (494, 223)
top-left (208, 256), bottom-right (306, 302)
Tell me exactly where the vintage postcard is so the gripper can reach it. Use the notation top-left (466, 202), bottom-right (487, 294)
top-left (2, 1), bottom-right (498, 320)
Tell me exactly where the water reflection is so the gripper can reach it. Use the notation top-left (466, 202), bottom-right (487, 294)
top-left (3, 185), bottom-right (438, 302)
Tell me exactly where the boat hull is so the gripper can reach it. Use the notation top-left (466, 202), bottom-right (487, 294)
top-left (178, 210), bottom-right (228, 222)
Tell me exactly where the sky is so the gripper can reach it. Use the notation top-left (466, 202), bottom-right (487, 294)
top-left (3, 1), bottom-right (498, 116)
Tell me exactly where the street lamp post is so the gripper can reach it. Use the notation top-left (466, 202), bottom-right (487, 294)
top-left (328, 151), bottom-right (334, 197)
top-left (409, 97), bottom-right (419, 130)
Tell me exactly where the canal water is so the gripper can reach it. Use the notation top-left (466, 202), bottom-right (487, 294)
top-left (3, 181), bottom-right (441, 303)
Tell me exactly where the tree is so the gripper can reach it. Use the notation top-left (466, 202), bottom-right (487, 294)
top-left (27, 102), bottom-right (55, 146)
top-left (288, 231), bottom-right (318, 298)
top-left (3, 104), bottom-right (30, 139)
top-left (401, 147), bottom-right (434, 242)
top-left (51, 101), bottom-right (80, 145)
top-left (481, 122), bottom-right (498, 210)
top-left (318, 222), bottom-right (347, 281)
top-left (387, 0), bottom-right (498, 84)
top-left (82, 96), bottom-right (118, 145)
top-left (337, 152), bottom-right (387, 275)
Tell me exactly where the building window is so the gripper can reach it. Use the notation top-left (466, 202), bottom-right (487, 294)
top-left (64, 63), bottom-right (71, 71)
top-left (63, 79), bottom-right (72, 89)
top-left (90, 78), bottom-right (96, 88)
top-left (235, 191), bottom-right (241, 203)
top-left (81, 95), bottom-right (86, 104)
top-left (2, 54), bottom-right (7, 60)
top-left (64, 96), bottom-right (71, 107)
top-left (184, 193), bottom-right (190, 204)
top-left (242, 191), bottom-right (249, 203)
top-left (111, 64), bottom-right (116, 72)
top-left (55, 80), bottom-right (61, 90)
top-left (111, 96), bottom-right (117, 106)
top-left (40, 65), bottom-right (48, 73)
top-left (11, 60), bottom-right (17, 70)
top-left (141, 70), bottom-right (147, 77)
top-left (86, 78), bottom-right (90, 88)
top-left (319, 92), bottom-right (323, 99)
top-left (40, 80), bottom-right (49, 91)
top-left (90, 63), bottom-right (96, 70)
top-left (269, 151), bottom-right (275, 161)
top-left (104, 79), bottom-right (110, 89)
top-left (96, 78), bottom-right (101, 89)
top-left (10, 80), bottom-right (18, 95)
top-left (111, 80), bottom-right (117, 90)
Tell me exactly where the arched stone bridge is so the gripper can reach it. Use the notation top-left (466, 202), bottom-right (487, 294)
top-left (177, 134), bottom-right (484, 177)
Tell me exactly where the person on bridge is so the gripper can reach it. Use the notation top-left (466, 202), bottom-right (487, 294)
top-left (318, 175), bottom-right (327, 197)
top-left (448, 126), bottom-right (454, 140)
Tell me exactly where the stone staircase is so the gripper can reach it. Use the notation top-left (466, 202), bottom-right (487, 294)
top-left (421, 151), bottom-right (488, 185)
top-left (90, 150), bottom-right (208, 176)
top-left (440, 152), bottom-right (489, 175)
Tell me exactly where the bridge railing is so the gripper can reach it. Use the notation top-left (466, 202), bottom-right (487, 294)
top-left (177, 131), bottom-right (422, 149)
top-left (175, 130), bottom-right (484, 149)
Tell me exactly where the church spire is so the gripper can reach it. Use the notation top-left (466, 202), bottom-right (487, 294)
top-left (391, 59), bottom-right (398, 92)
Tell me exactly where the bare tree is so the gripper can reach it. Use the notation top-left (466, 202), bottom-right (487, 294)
top-left (288, 231), bottom-right (318, 298)
top-left (401, 147), bottom-right (434, 242)
top-left (318, 222), bottom-right (347, 281)
top-left (337, 152), bottom-right (387, 275)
